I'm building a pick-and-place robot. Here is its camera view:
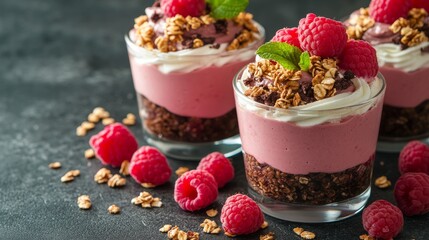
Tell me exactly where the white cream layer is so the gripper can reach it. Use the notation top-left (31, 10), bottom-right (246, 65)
top-left (239, 70), bottom-right (383, 127)
top-left (374, 41), bottom-right (429, 72)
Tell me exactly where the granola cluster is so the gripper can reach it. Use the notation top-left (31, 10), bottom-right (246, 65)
top-left (131, 191), bottom-right (163, 208)
top-left (243, 57), bottom-right (352, 109)
top-left (389, 8), bottom-right (429, 48)
top-left (346, 8), bottom-right (375, 40)
top-left (159, 225), bottom-right (200, 240)
top-left (133, 12), bottom-right (259, 52)
top-left (347, 8), bottom-right (429, 48)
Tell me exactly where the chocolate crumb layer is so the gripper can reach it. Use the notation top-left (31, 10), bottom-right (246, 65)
top-left (139, 94), bottom-right (238, 142)
top-left (244, 153), bottom-right (373, 205)
top-left (379, 100), bottom-right (429, 139)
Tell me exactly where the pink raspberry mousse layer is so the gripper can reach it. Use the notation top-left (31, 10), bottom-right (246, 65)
top-left (381, 65), bottom-right (429, 108)
top-left (129, 57), bottom-right (254, 118)
top-left (236, 103), bottom-right (383, 175)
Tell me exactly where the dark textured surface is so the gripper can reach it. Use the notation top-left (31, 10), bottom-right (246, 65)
top-left (1, 0), bottom-right (428, 239)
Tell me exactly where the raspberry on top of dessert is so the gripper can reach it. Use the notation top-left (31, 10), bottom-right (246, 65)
top-left (242, 13), bottom-right (379, 111)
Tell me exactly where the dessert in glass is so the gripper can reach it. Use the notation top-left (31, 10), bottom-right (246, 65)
top-left (345, 1), bottom-right (429, 151)
top-left (233, 14), bottom-right (386, 222)
top-left (125, 0), bottom-right (264, 159)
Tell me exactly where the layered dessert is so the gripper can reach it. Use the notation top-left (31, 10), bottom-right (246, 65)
top-left (125, 0), bottom-right (264, 144)
top-left (234, 14), bottom-right (385, 205)
top-left (345, 1), bottom-right (429, 141)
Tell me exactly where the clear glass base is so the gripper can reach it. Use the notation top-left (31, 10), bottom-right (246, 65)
top-left (142, 127), bottom-right (242, 160)
top-left (248, 187), bottom-right (371, 223)
top-left (377, 135), bottom-right (429, 153)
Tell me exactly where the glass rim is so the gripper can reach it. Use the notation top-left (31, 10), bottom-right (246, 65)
top-left (124, 21), bottom-right (265, 58)
top-left (233, 66), bottom-right (386, 114)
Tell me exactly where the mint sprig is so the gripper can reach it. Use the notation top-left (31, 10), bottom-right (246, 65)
top-left (206, 0), bottom-right (249, 19)
top-left (299, 51), bottom-right (310, 71)
top-left (256, 42), bottom-right (311, 71)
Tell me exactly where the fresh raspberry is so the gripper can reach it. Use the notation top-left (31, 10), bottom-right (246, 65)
top-left (338, 40), bottom-right (379, 78)
top-left (369, 0), bottom-right (411, 24)
top-left (394, 172), bottom-right (429, 216)
top-left (398, 141), bottom-right (429, 175)
top-left (362, 200), bottom-right (404, 240)
top-left (89, 123), bottom-right (138, 168)
top-left (174, 170), bottom-right (218, 211)
top-left (220, 194), bottom-right (264, 236)
top-left (298, 13), bottom-right (347, 58)
top-left (129, 146), bottom-right (172, 186)
top-left (271, 27), bottom-right (301, 49)
top-left (196, 152), bottom-right (234, 189)
top-left (412, 0), bottom-right (429, 12)
top-left (161, 0), bottom-right (206, 18)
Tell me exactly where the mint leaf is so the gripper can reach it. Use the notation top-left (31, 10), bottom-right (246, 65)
top-left (206, 0), bottom-right (249, 19)
top-left (256, 42), bottom-right (303, 70)
top-left (299, 51), bottom-right (310, 71)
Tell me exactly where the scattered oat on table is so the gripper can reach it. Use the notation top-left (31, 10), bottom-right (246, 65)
top-left (61, 170), bottom-right (80, 182)
top-left (224, 232), bottom-right (236, 237)
top-left (77, 195), bottom-right (91, 210)
top-left (175, 167), bottom-right (189, 177)
top-left (293, 227), bottom-right (316, 239)
top-left (120, 160), bottom-right (130, 176)
top-left (94, 168), bottom-right (112, 184)
top-left (206, 208), bottom-right (218, 217)
top-left (93, 107), bottom-right (110, 119)
top-left (84, 148), bottom-right (95, 159)
top-left (108, 204), bottom-right (120, 214)
top-left (76, 126), bottom-right (86, 137)
top-left (375, 176), bottom-right (391, 189)
top-left (260, 232), bottom-right (275, 240)
top-left (131, 191), bottom-right (162, 208)
top-left (300, 231), bottom-right (316, 239)
top-left (161, 225), bottom-right (199, 240)
top-left (200, 219), bottom-right (222, 234)
top-left (359, 234), bottom-right (375, 240)
top-left (48, 162), bottom-right (61, 169)
top-left (102, 117), bottom-right (115, 126)
top-left (293, 227), bottom-right (304, 235)
top-left (261, 220), bottom-right (269, 229)
top-left (107, 174), bottom-right (126, 188)
top-left (122, 113), bottom-right (136, 126)
top-left (87, 113), bottom-right (100, 123)
top-left (141, 182), bottom-right (156, 188)
top-left (159, 224), bottom-right (173, 233)
top-left (81, 121), bottom-right (95, 131)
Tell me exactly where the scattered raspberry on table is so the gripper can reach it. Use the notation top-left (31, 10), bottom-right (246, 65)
top-left (398, 140), bottom-right (429, 175)
top-left (89, 123), bottom-right (138, 168)
top-left (220, 193), bottom-right (264, 236)
top-left (362, 200), bottom-right (403, 240)
top-left (196, 152), bottom-right (234, 189)
top-left (174, 169), bottom-right (218, 211)
top-left (129, 146), bottom-right (172, 186)
top-left (394, 172), bottom-right (429, 216)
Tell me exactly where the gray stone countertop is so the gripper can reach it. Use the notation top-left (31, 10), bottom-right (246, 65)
top-left (1, 0), bottom-right (428, 239)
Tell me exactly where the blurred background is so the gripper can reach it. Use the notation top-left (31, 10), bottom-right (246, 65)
top-left (1, 0), bottom-right (370, 87)
top-left (3, 1), bottom-right (429, 240)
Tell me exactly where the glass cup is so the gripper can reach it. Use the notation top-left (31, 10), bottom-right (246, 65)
top-left (125, 24), bottom-right (265, 160)
top-left (233, 68), bottom-right (386, 222)
top-left (377, 65), bottom-right (429, 152)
